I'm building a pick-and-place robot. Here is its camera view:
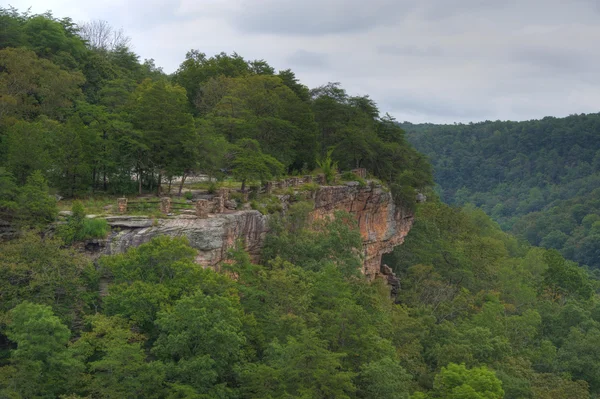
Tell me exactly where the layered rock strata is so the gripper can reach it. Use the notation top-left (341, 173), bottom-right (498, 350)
top-left (99, 183), bottom-right (413, 279)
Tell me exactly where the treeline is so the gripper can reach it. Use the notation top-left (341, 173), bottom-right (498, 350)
top-left (403, 114), bottom-right (600, 268)
top-left (1, 199), bottom-right (599, 398)
top-left (0, 7), bottom-right (430, 206)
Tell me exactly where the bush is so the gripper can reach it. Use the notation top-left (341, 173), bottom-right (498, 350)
top-left (16, 171), bottom-right (57, 228)
top-left (184, 191), bottom-right (193, 200)
top-left (251, 196), bottom-right (283, 215)
top-left (79, 218), bottom-right (110, 240)
top-left (340, 171), bottom-right (367, 187)
top-left (58, 200), bottom-right (109, 244)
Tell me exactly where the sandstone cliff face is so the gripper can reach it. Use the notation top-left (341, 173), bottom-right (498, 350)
top-left (100, 183), bottom-right (413, 278)
top-left (311, 184), bottom-right (413, 278)
top-left (102, 212), bottom-right (268, 267)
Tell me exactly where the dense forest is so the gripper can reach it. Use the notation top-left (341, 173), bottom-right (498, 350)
top-left (2, 6), bottom-right (600, 399)
top-left (403, 115), bottom-right (600, 269)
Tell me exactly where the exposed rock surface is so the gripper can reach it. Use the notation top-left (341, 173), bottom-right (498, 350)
top-left (103, 211), bottom-right (268, 266)
top-left (311, 184), bottom-right (413, 278)
top-left (99, 183), bottom-right (413, 279)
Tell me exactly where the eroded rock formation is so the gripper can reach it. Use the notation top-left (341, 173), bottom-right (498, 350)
top-left (311, 183), bottom-right (414, 278)
top-left (99, 183), bottom-right (413, 279)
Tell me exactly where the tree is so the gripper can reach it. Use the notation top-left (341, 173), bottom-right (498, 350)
top-left (0, 48), bottom-right (84, 121)
top-left (15, 170), bottom-right (57, 228)
top-left (5, 120), bottom-right (51, 185)
top-left (241, 329), bottom-right (356, 399)
top-left (71, 315), bottom-right (166, 398)
top-left (230, 138), bottom-right (284, 191)
top-left (432, 363), bottom-right (504, 399)
top-left (0, 230), bottom-right (95, 326)
top-left (0, 302), bottom-right (83, 398)
top-left (152, 289), bottom-right (246, 395)
top-left (130, 80), bottom-right (196, 195)
top-left (356, 357), bottom-right (412, 399)
top-left (78, 19), bottom-right (131, 52)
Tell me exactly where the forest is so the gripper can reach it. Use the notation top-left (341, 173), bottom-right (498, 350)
top-left (2, 6), bottom-right (600, 399)
top-left (403, 115), bottom-right (600, 270)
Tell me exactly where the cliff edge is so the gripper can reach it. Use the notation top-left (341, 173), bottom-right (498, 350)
top-left (98, 183), bottom-right (413, 279)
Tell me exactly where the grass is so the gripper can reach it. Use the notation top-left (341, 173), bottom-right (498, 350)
top-left (79, 218), bottom-right (110, 240)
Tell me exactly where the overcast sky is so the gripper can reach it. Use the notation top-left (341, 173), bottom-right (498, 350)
top-left (10, 0), bottom-right (600, 123)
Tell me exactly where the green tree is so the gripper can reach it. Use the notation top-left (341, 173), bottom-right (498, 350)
top-left (432, 363), bottom-right (504, 399)
top-left (0, 302), bottom-right (83, 398)
top-left (15, 170), bottom-right (57, 228)
top-left (230, 138), bottom-right (284, 191)
top-left (356, 357), bottom-right (412, 399)
top-left (130, 79), bottom-right (195, 195)
top-left (153, 289), bottom-right (246, 395)
top-left (71, 315), bottom-right (166, 398)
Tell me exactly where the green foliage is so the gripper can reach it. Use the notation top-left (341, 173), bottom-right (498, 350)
top-left (403, 115), bottom-right (600, 268)
top-left (0, 302), bottom-right (83, 398)
top-left (0, 230), bottom-right (97, 326)
top-left (317, 147), bottom-right (339, 184)
top-left (432, 363), bottom-right (504, 399)
top-left (263, 209), bottom-right (363, 276)
top-left (230, 138), bottom-right (284, 191)
top-left (15, 171), bottom-right (57, 228)
top-left (57, 201), bottom-right (109, 244)
top-left (250, 196), bottom-right (284, 215)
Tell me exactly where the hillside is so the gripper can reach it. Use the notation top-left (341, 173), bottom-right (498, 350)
top-left (2, 6), bottom-right (600, 399)
top-left (402, 114), bottom-right (600, 269)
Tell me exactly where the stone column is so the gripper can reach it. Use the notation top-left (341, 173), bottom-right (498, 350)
top-left (214, 196), bottom-right (225, 213)
top-left (218, 188), bottom-right (230, 201)
top-left (304, 175), bottom-right (313, 184)
top-left (317, 174), bottom-right (326, 185)
top-left (117, 198), bottom-right (127, 213)
top-left (195, 199), bottom-right (209, 218)
top-left (352, 168), bottom-right (367, 179)
top-left (160, 197), bottom-right (172, 214)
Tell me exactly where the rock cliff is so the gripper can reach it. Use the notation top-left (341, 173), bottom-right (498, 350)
top-left (311, 183), bottom-right (413, 278)
top-left (98, 183), bottom-right (413, 279)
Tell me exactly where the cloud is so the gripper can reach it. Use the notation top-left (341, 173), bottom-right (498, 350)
top-left (286, 50), bottom-right (328, 69)
top-left (378, 45), bottom-right (444, 57)
top-left (232, 0), bottom-right (415, 35)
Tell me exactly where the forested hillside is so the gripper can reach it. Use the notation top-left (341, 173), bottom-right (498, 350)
top-left (403, 114), bottom-right (600, 269)
top-left (2, 6), bottom-right (600, 399)
top-left (0, 7), bottom-right (429, 209)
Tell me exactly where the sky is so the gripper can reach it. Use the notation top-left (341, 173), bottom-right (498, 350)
top-left (9, 0), bottom-right (600, 123)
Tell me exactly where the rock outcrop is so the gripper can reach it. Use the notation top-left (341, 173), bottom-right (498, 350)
top-left (98, 183), bottom-right (413, 279)
top-left (102, 212), bottom-right (268, 267)
top-left (311, 183), bottom-right (414, 278)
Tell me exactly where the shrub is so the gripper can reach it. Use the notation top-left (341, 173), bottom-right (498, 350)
top-left (16, 171), bottom-right (58, 228)
top-left (340, 171), bottom-right (367, 187)
top-left (58, 200), bottom-right (109, 244)
top-left (184, 191), bottom-right (193, 200)
top-left (316, 148), bottom-right (338, 184)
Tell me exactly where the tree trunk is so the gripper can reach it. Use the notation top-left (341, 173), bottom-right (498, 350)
top-left (92, 166), bottom-right (97, 193)
top-left (241, 179), bottom-right (246, 192)
top-left (178, 173), bottom-right (187, 197)
top-left (157, 171), bottom-right (162, 196)
top-left (138, 167), bottom-right (142, 195)
top-left (167, 176), bottom-right (173, 194)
